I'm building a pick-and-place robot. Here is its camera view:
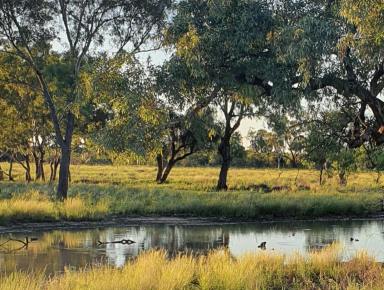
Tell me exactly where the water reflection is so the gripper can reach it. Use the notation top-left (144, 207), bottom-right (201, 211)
top-left (0, 219), bottom-right (384, 274)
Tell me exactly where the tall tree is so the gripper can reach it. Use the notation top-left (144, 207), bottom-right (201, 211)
top-left (166, 0), bottom-right (290, 189)
top-left (0, 0), bottom-right (170, 199)
top-left (215, 93), bottom-right (251, 190)
top-left (94, 55), bottom-right (218, 184)
top-left (273, 0), bottom-right (384, 148)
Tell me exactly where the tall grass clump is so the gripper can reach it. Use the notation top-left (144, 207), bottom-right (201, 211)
top-left (0, 190), bottom-right (109, 224)
top-left (0, 190), bottom-right (57, 222)
top-left (59, 197), bottom-right (109, 220)
top-left (1, 245), bottom-right (384, 290)
top-left (0, 272), bottom-right (44, 290)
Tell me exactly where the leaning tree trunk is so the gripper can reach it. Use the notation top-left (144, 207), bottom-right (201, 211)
top-left (156, 154), bottom-right (163, 182)
top-left (217, 137), bottom-right (231, 191)
top-left (158, 159), bottom-right (175, 184)
top-left (376, 170), bottom-right (381, 184)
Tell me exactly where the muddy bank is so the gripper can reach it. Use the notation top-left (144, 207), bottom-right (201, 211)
top-left (1, 214), bottom-right (384, 234)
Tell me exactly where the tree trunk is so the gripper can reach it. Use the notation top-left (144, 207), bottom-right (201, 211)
top-left (33, 150), bottom-right (39, 179)
top-left (339, 170), bottom-right (347, 186)
top-left (290, 150), bottom-right (298, 168)
top-left (217, 137), bottom-right (231, 191)
top-left (156, 154), bottom-right (163, 182)
top-left (8, 157), bottom-right (14, 181)
top-left (57, 146), bottom-right (71, 200)
top-left (377, 171), bottom-right (381, 184)
top-left (57, 112), bottom-right (74, 200)
top-left (49, 160), bottom-right (54, 183)
top-left (159, 160), bottom-right (175, 184)
top-left (25, 155), bottom-right (31, 183)
top-left (49, 156), bottom-right (60, 183)
top-left (35, 149), bottom-right (45, 181)
top-left (277, 154), bottom-right (281, 169)
top-left (40, 150), bottom-right (45, 181)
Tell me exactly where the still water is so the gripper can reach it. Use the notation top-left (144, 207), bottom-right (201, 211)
top-left (1, 219), bottom-right (384, 274)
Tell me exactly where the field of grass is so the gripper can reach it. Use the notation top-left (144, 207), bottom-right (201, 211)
top-left (0, 163), bottom-right (384, 224)
top-left (1, 245), bottom-right (383, 290)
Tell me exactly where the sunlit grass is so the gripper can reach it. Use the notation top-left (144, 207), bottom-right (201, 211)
top-left (1, 246), bottom-right (383, 290)
top-left (0, 190), bottom-right (108, 224)
top-left (0, 272), bottom-right (44, 290)
top-left (3, 162), bottom-right (384, 191)
top-left (0, 163), bottom-right (383, 223)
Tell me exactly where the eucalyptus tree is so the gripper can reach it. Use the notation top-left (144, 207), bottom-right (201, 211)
top-left (248, 129), bottom-right (276, 154)
top-left (166, 0), bottom-right (295, 189)
top-left (157, 110), bottom-right (218, 183)
top-left (214, 93), bottom-right (255, 190)
top-left (0, 52), bottom-right (54, 181)
top-left (0, 0), bottom-right (171, 199)
top-left (93, 53), bottom-right (219, 183)
top-left (0, 96), bottom-right (34, 181)
top-left (272, 0), bottom-right (384, 148)
top-left (303, 98), bottom-right (361, 185)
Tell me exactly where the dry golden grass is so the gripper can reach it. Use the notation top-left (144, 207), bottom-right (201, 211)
top-left (1, 245), bottom-right (383, 290)
top-left (1, 163), bottom-right (384, 222)
top-left (0, 190), bottom-right (108, 223)
top-left (2, 162), bottom-right (383, 191)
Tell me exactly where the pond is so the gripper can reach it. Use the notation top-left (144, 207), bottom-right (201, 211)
top-left (1, 218), bottom-right (384, 275)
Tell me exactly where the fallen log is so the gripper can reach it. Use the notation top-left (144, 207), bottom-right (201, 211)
top-left (98, 239), bottom-right (135, 245)
top-left (0, 236), bottom-right (38, 252)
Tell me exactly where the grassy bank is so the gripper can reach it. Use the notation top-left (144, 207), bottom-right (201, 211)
top-left (1, 245), bottom-right (383, 290)
top-left (0, 190), bottom-right (108, 223)
top-left (0, 164), bottom-right (383, 224)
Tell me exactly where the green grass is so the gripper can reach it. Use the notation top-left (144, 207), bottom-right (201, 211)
top-left (0, 163), bottom-right (383, 224)
top-left (1, 245), bottom-right (383, 290)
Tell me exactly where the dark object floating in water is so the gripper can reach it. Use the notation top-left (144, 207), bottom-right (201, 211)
top-left (350, 237), bottom-right (359, 242)
top-left (258, 241), bottom-right (266, 249)
top-left (98, 239), bottom-right (136, 245)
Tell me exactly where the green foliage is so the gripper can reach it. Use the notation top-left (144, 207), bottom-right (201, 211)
top-left (341, 0), bottom-right (384, 46)
top-left (230, 132), bottom-right (247, 166)
top-left (333, 149), bottom-right (357, 185)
